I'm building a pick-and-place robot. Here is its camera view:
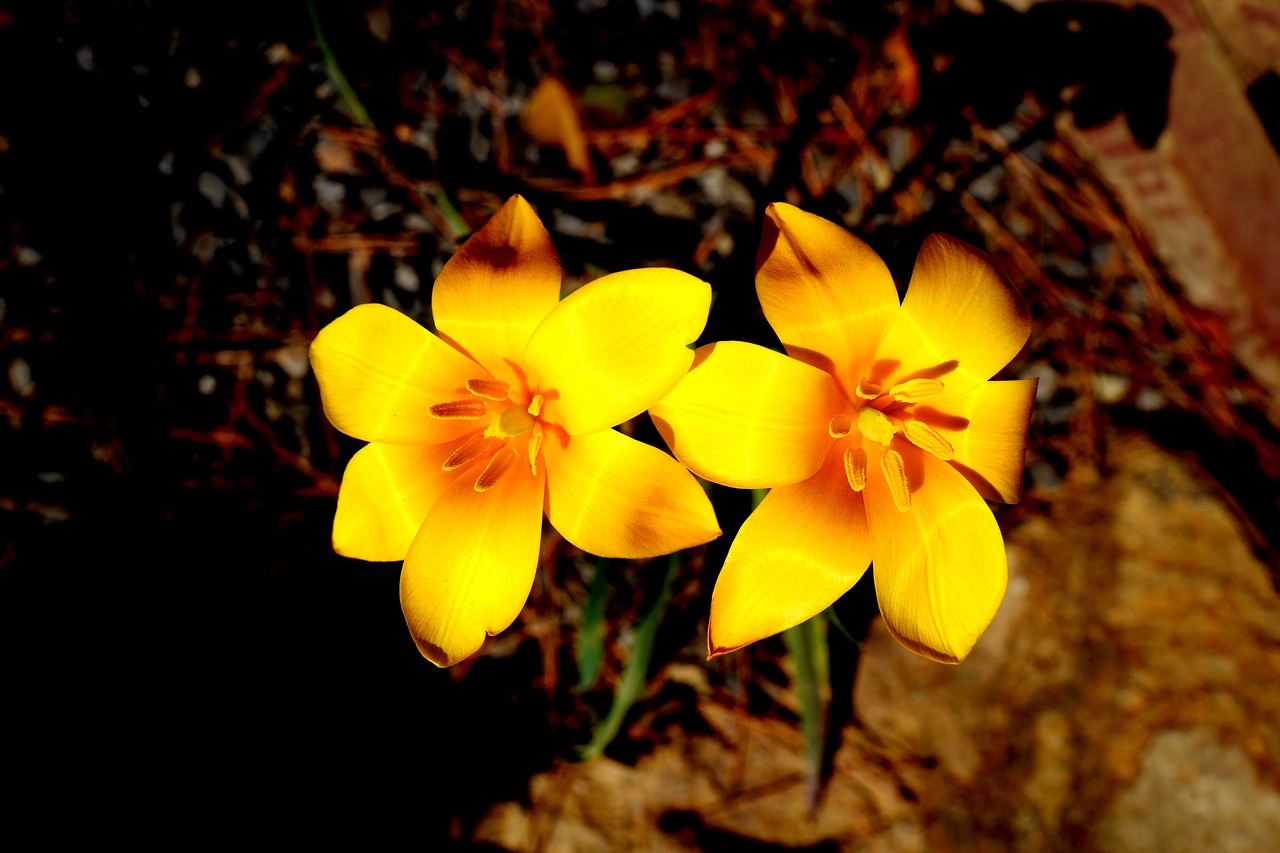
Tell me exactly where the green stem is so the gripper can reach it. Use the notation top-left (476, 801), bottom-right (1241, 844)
top-left (306, 0), bottom-right (375, 130)
top-left (783, 612), bottom-right (829, 811)
top-left (579, 552), bottom-right (679, 760)
top-left (576, 558), bottom-right (611, 691)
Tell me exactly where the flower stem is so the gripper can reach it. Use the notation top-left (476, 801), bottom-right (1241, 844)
top-left (579, 552), bottom-right (679, 760)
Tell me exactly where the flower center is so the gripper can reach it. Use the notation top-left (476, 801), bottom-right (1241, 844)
top-left (829, 375), bottom-right (956, 513)
top-left (428, 377), bottom-right (548, 492)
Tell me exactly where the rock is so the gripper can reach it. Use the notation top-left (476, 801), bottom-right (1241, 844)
top-left (1061, 0), bottom-right (1280, 423)
top-left (472, 433), bottom-right (1280, 850)
top-left (855, 432), bottom-right (1280, 850)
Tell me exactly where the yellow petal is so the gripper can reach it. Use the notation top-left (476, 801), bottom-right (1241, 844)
top-left (756, 203), bottom-right (901, 398)
top-left (333, 440), bottom-right (471, 561)
top-left (871, 234), bottom-right (1031, 401)
top-left (863, 443), bottom-right (1008, 663)
top-left (913, 378), bottom-right (1038, 503)
top-left (650, 341), bottom-right (843, 489)
top-left (311, 303), bottom-right (488, 444)
top-left (708, 447), bottom-right (872, 657)
top-left (542, 428), bottom-right (720, 559)
top-left (399, 457), bottom-right (546, 667)
top-left (525, 267), bottom-right (710, 436)
top-left (431, 195), bottom-right (562, 387)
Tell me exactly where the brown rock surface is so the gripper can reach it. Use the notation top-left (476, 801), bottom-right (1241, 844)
top-left (473, 433), bottom-right (1280, 851)
top-left (857, 432), bottom-right (1280, 850)
top-left (1061, 0), bottom-right (1280, 420)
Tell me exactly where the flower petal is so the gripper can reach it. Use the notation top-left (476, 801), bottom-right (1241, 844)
top-left (650, 341), bottom-right (843, 489)
top-left (871, 234), bottom-right (1032, 400)
top-left (708, 447), bottom-right (872, 657)
top-left (311, 304), bottom-right (490, 444)
top-left (913, 378), bottom-right (1038, 503)
top-left (542, 428), bottom-right (720, 558)
top-left (399, 460), bottom-right (546, 667)
top-left (524, 267), bottom-right (710, 436)
top-left (756, 203), bottom-right (901, 398)
top-left (332, 440), bottom-right (473, 562)
top-left (431, 195), bottom-right (562, 387)
top-left (864, 443), bottom-right (1008, 663)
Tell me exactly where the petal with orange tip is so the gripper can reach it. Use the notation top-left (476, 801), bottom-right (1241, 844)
top-left (542, 428), bottom-right (720, 559)
top-left (756, 203), bottom-right (901, 398)
top-left (870, 234), bottom-right (1031, 401)
top-left (399, 459), bottom-right (546, 667)
top-left (431, 195), bottom-right (563, 387)
top-left (863, 443), bottom-right (1008, 664)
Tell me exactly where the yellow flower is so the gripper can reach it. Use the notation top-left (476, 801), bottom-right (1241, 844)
top-left (311, 196), bottom-right (720, 667)
top-left (650, 204), bottom-right (1035, 664)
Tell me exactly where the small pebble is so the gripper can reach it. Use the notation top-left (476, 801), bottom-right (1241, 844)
top-left (9, 358), bottom-right (34, 398)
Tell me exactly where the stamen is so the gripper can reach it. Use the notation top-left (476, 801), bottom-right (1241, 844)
top-left (889, 377), bottom-right (945, 403)
top-left (465, 378), bottom-right (511, 401)
top-left (855, 380), bottom-right (882, 400)
top-left (527, 394), bottom-right (544, 417)
top-left (429, 399), bottom-right (489, 420)
top-left (828, 412), bottom-right (853, 438)
top-left (844, 446), bottom-right (867, 492)
top-left (474, 447), bottom-right (517, 492)
top-left (442, 433), bottom-right (491, 471)
top-left (528, 427), bottom-right (544, 477)
top-left (484, 405), bottom-right (536, 438)
top-left (881, 449), bottom-right (911, 512)
top-left (903, 420), bottom-right (954, 461)
top-left (856, 406), bottom-right (899, 446)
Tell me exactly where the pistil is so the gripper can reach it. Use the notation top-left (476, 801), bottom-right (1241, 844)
top-left (485, 405), bottom-right (536, 439)
top-left (856, 405), bottom-right (899, 446)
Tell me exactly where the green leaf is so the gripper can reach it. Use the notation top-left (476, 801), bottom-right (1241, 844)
top-left (783, 612), bottom-right (829, 812)
top-left (579, 552), bottom-right (679, 760)
top-left (306, 0), bottom-right (375, 130)
top-left (576, 558), bottom-right (611, 691)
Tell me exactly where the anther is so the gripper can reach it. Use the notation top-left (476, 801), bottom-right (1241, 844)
top-left (828, 412), bottom-right (853, 438)
top-left (856, 406), bottom-right (899, 446)
top-left (903, 420), bottom-right (954, 461)
top-left (528, 427), bottom-right (544, 477)
top-left (429, 399), bottom-right (489, 420)
top-left (844, 446), bottom-right (867, 492)
top-left (465, 378), bottom-right (511, 401)
top-left (443, 433), bottom-right (491, 471)
top-left (475, 447), bottom-right (516, 492)
top-left (855, 380), bottom-right (882, 400)
top-left (888, 377), bottom-right (945, 403)
top-left (527, 394), bottom-right (544, 417)
top-left (881, 449), bottom-right (912, 512)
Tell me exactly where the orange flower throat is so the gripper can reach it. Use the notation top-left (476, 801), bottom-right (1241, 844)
top-left (826, 375), bottom-right (955, 513)
top-left (428, 377), bottom-right (548, 491)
